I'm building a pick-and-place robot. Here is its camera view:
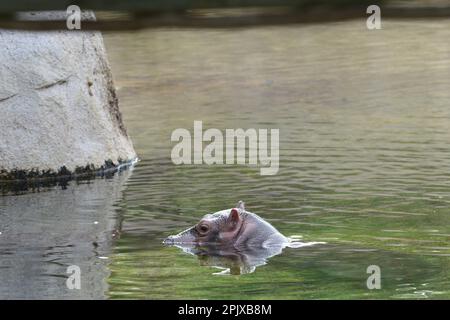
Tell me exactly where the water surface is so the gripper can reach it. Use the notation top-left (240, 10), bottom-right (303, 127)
top-left (1, 19), bottom-right (450, 299)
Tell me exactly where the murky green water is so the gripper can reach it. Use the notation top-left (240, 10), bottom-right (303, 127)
top-left (1, 19), bottom-right (450, 299)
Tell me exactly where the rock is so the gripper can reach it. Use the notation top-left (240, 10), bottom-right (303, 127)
top-left (0, 11), bottom-right (136, 180)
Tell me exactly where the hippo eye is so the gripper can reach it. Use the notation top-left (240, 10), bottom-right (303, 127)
top-left (197, 224), bottom-right (210, 234)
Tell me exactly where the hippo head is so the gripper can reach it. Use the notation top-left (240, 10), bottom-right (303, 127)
top-left (163, 201), bottom-right (246, 246)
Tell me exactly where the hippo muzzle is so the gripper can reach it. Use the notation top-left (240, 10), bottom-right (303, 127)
top-left (163, 226), bottom-right (197, 245)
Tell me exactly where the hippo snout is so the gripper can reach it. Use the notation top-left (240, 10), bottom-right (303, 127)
top-left (163, 236), bottom-right (176, 245)
top-left (163, 226), bottom-right (197, 245)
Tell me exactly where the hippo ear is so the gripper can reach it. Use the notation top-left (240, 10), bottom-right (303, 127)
top-left (237, 201), bottom-right (245, 212)
top-left (228, 208), bottom-right (241, 229)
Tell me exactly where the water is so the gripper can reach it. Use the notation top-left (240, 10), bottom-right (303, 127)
top-left (1, 19), bottom-right (450, 299)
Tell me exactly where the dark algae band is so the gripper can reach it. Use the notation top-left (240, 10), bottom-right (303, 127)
top-left (0, 158), bottom-right (137, 194)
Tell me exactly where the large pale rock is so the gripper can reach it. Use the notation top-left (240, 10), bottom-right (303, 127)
top-left (0, 12), bottom-right (136, 179)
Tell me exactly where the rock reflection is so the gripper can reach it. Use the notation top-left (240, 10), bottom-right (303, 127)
top-left (0, 168), bottom-right (133, 299)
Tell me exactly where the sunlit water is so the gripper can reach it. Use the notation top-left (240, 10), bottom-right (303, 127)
top-left (1, 19), bottom-right (450, 299)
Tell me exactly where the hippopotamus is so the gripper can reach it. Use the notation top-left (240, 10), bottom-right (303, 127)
top-left (164, 201), bottom-right (325, 274)
top-left (163, 201), bottom-right (289, 248)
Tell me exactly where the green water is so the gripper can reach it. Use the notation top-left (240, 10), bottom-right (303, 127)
top-left (102, 19), bottom-right (450, 299)
top-left (1, 19), bottom-right (450, 299)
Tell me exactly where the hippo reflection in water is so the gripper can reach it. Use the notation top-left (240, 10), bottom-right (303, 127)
top-left (164, 201), bottom-right (322, 275)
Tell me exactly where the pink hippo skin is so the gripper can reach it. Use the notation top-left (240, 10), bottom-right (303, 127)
top-left (163, 201), bottom-right (288, 248)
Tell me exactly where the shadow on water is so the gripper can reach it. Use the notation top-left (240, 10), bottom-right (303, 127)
top-left (0, 168), bottom-right (134, 299)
